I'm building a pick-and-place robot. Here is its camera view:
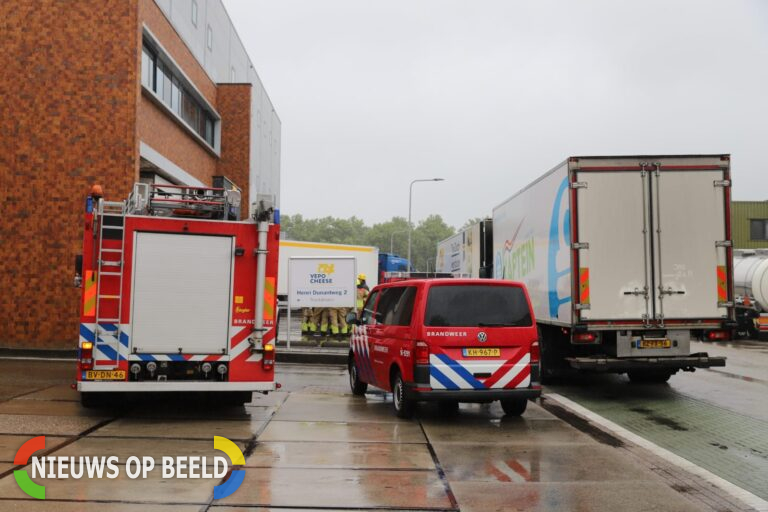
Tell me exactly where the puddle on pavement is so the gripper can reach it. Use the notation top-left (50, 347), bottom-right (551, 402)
top-left (432, 443), bottom-right (654, 484)
top-left (217, 467), bottom-right (452, 509)
top-left (259, 420), bottom-right (426, 444)
top-left (246, 441), bottom-right (435, 470)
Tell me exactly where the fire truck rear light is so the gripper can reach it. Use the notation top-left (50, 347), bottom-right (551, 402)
top-left (80, 341), bottom-right (94, 370)
top-left (130, 363), bottom-right (141, 375)
top-left (262, 345), bottom-right (275, 370)
top-left (574, 333), bottom-right (596, 343)
top-left (217, 364), bottom-right (228, 375)
top-left (530, 341), bottom-right (540, 363)
top-left (706, 330), bottom-right (729, 341)
top-left (146, 361), bottom-right (157, 373)
top-left (415, 341), bottom-right (429, 365)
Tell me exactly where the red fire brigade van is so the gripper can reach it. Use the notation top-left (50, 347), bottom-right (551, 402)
top-left (347, 279), bottom-right (541, 418)
top-left (74, 183), bottom-right (279, 407)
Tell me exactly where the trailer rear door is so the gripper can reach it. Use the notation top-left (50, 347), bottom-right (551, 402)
top-left (130, 232), bottom-right (233, 354)
top-left (653, 169), bottom-right (728, 320)
top-left (575, 171), bottom-right (651, 320)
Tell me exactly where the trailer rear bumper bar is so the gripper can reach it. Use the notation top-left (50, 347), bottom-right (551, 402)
top-left (77, 381), bottom-right (275, 392)
top-left (565, 353), bottom-right (726, 372)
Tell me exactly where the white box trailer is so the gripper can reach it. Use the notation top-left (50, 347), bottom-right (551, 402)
top-left (277, 240), bottom-right (379, 300)
top-left (435, 219), bottom-right (493, 278)
top-left (492, 155), bottom-right (730, 383)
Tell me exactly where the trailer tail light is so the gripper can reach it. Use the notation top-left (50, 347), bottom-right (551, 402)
top-left (573, 332), bottom-right (596, 343)
top-left (530, 341), bottom-right (540, 363)
top-left (80, 341), bottom-right (94, 371)
top-left (415, 341), bottom-right (429, 365)
top-left (262, 344), bottom-right (275, 370)
top-left (706, 330), bottom-right (729, 341)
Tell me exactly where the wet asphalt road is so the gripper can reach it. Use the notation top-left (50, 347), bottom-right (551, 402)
top-left (0, 357), bottom-right (761, 511)
top-left (546, 338), bottom-right (768, 505)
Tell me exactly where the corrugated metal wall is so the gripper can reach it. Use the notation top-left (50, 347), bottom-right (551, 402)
top-left (732, 201), bottom-right (768, 248)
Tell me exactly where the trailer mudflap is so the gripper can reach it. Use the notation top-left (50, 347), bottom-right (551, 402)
top-left (565, 353), bottom-right (726, 372)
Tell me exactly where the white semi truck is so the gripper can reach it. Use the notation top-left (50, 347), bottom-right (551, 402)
top-left (493, 155), bottom-right (730, 383)
top-left (435, 219), bottom-right (493, 278)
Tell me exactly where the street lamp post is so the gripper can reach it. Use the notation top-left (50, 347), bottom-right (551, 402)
top-left (408, 178), bottom-right (445, 271)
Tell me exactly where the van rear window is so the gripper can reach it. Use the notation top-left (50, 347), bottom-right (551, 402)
top-left (424, 285), bottom-right (532, 327)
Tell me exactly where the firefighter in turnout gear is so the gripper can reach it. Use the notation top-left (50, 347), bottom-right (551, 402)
top-left (301, 308), bottom-right (314, 336)
top-left (356, 274), bottom-right (370, 312)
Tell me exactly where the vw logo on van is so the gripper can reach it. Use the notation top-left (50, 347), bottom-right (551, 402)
top-left (477, 332), bottom-right (488, 342)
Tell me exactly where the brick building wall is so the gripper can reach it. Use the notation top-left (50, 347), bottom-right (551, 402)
top-left (0, 0), bottom-right (257, 349)
top-left (217, 84), bottom-right (253, 218)
top-left (0, 0), bottom-right (139, 349)
top-left (137, 0), bottom-right (219, 186)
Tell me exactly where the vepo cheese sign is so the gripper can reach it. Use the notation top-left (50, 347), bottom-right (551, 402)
top-left (288, 257), bottom-right (356, 308)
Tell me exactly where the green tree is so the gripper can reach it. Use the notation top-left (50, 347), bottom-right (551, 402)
top-left (364, 217), bottom-right (410, 256)
top-left (461, 216), bottom-right (487, 230)
top-left (411, 215), bottom-right (455, 271)
top-left (280, 213), bottom-right (455, 271)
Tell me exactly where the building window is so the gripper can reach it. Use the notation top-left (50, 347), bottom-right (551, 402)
top-left (141, 40), bottom-right (217, 149)
top-left (141, 46), bottom-right (155, 90)
top-left (191, 0), bottom-right (198, 27)
top-left (207, 26), bottom-right (213, 51)
top-left (750, 219), bottom-right (768, 240)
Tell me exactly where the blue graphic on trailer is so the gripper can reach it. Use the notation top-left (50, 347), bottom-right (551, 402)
top-left (547, 177), bottom-right (572, 318)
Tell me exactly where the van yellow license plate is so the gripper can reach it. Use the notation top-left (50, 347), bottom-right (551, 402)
top-left (639, 339), bottom-right (671, 349)
top-left (462, 348), bottom-right (501, 357)
top-left (86, 370), bottom-right (125, 381)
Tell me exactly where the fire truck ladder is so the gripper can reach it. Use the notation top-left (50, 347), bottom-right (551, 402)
top-left (93, 199), bottom-right (126, 367)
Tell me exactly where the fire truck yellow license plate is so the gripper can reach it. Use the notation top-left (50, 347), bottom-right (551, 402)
top-left (462, 348), bottom-right (501, 357)
top-left (639, 339), bottom-right (671, 349)
top-left (86, 370), bottom-right (126, 381)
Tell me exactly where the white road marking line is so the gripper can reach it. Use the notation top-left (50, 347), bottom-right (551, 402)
top-left (546, 392), bottom-right (768, 512)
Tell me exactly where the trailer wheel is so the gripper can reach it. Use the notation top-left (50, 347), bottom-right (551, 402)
top-left (627, 370), bottom-right (673, 384)
top-left (500, 398), bottom-right (528, 416)
top-left (391, 370), bottom-right (415, 419)
top-left (539, 326), bottom-right (565, 384)
top-left (348, 356), bottom-right (368, 396)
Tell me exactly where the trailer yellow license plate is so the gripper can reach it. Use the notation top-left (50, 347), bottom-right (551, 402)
top-left (462, 348), bottom-right (501, 357)
top-left (86, 370), bottom-right (125, 380)
top-left (639, 339), bottom-right (671, 349)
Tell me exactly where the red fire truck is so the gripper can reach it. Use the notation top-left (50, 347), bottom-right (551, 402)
top-left (74, 182), bottom-right (279, 406)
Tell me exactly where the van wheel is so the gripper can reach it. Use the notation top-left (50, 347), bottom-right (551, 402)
top-left (500, 398), bottom-right (528, 416)
top-left (628, 370), bottom-right (673, 384)
top-left (437, 400), bottom-right (459, 416)
top-left (349, 357), bottom-right (368, 396)
top-left (392, 371), bottom-right (415, 419)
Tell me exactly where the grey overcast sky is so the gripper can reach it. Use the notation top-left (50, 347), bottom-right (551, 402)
top-left (223, 0), bottom-right (768, 229)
